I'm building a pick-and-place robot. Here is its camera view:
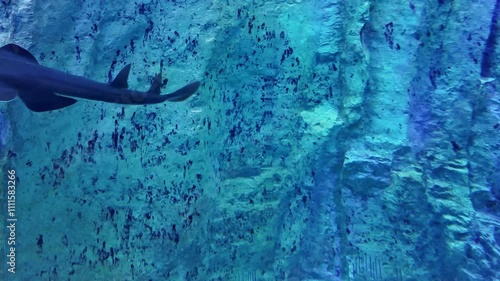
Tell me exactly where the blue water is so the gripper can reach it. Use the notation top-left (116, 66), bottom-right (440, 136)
top-left (1, 1), bottom-right (500, 281)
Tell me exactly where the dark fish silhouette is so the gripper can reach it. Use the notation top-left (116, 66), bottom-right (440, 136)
top-left (0, 44), bottom-right (200, 112)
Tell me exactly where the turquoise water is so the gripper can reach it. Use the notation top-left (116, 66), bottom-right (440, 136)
top-left (1, 0), bottom-right (499, 280)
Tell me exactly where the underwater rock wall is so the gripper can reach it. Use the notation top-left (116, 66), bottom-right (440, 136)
top-left (0, 109), bottom-right (10, 162)
top-left (1, 0), bottom-right (499, 280)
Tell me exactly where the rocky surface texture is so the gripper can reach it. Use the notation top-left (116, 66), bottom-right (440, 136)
top-left (0, 0), bottom-right (499, 280)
